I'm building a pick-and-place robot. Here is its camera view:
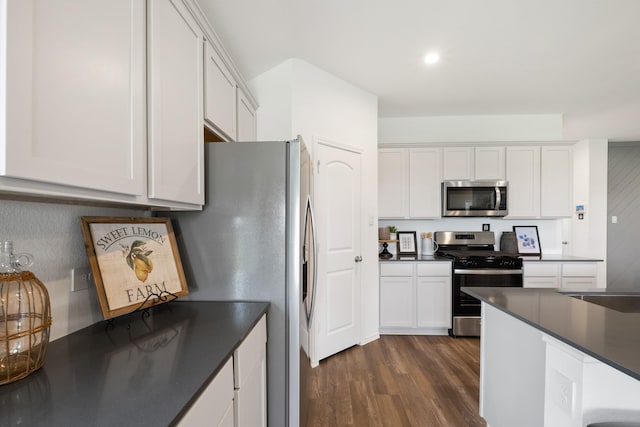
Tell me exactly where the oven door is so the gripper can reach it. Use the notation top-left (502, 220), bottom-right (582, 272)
top-left (452, 268), bottom-right (523, 316)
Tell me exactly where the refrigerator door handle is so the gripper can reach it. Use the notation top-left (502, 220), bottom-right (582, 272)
top-left (303, 195), bottom-right (319, 326)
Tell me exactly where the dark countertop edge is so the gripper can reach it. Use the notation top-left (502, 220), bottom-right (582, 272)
top-left (463, 287), bottom-right (640, 382)
top-left (379, 255), bottom-right (603, 262)
top-left (170, 300), bottom-right (270, 425)
top-left (520, 255), bottom-right (604, 262)
top-left (379, 256), bottom-right (450, 262)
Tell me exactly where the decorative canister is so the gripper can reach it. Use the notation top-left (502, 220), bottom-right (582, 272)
top-left (500, 232), bottom-right (518, 254)
top-left (0, 241), bottom-right (51, 385)
top-left (378, 227), bottom-right (390, 240)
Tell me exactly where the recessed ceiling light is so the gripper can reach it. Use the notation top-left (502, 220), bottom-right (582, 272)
top-left (424, 52), bottom-right (440, 65)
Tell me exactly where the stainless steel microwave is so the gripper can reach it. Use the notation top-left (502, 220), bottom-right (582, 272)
top-left (442, 180), bottom-right (508, 217)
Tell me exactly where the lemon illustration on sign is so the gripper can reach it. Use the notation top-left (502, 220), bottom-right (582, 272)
top-left (123, 240), bottom-right (154, 283)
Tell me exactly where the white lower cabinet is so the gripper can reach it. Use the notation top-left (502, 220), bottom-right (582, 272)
top-left (178, 358), bottom-right (234, 427)
top-left (179, 315), bottom-right (267, 427)
top-left (523, 261), bottom-right (598, 289)
top-left (380, 274), bottom-right (414, 328)
top-left (380, 262), bottom-right (451, 334)
top-left (561, 263), bottom-right (598, 289)
top-left (234, 315), bottom-right (267, 427)
top-left (523, 262), bottom-right (561, 288)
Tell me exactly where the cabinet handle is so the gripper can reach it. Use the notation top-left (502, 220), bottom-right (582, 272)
top-left (354, 256), bottom-right (363, 263)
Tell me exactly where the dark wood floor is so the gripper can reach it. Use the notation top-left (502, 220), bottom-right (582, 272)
top-left (307, 335), bottom-right (487, 427)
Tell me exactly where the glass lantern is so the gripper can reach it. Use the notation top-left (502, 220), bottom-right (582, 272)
top-left (0, 241), bottom-right (52, 385)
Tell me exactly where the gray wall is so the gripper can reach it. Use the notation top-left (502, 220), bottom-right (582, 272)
top-left (607, 142), bottom-right (640, 290)
top-left (0, 198), bottom-right (148, 339)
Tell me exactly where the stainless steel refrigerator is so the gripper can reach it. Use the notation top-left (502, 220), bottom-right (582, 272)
top-left (161, 137), bottom-right (317, 427)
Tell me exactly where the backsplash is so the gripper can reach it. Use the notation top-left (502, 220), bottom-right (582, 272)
top-left (0, 199), bottom-right (149, 340)
top-left (379, 217), bottom-right (567, 257)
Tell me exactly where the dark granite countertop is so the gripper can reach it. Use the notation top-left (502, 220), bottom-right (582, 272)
top-left (0, 301), bottom-right (269, 427)
top-left (379, 255), bottom-right (451, 262)
top-left (463, 287), bottom-right (640, 381)
top-left (380, 254), bottom-right (603, 262)
top-left (520, 254), bottom-right (603, 262)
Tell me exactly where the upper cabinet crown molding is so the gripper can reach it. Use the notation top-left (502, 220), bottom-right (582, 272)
top-left (185, 0), bottom-right (258, 111)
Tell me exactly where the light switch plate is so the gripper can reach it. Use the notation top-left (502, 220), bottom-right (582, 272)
top-left (71, 267), bottom-right (93, 292)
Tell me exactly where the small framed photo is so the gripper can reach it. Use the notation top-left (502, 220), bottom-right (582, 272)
top-left (397, 231), bottom-right (418, 257)
top-left (80, 217), bottom-right (189, 319)
top-left (513, 225), bottom-right (542, 255)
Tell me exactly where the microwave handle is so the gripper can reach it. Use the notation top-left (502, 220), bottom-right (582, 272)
top-left (495, 186), bottom-right (501, 210)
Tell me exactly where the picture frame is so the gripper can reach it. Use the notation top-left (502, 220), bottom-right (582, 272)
top-left (397, 231), bottom-right (418, 257)
top-left (513, 225), bottom-right (542, 255)
top-left (80, 217), bottom-right (189, 319)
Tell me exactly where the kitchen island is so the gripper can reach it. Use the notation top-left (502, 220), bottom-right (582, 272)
top-left (464, 287), bottom-right (640, 427)
top-left (0, 301), bottom-right (268, 427)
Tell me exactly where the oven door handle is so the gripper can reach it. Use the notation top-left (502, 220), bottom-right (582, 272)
top-left (454, 269), bottom-right (523, 275)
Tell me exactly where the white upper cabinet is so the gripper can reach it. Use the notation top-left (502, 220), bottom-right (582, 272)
top-left (443, 147), bottom-right (474, 180)
top-left (147, 0), bottom-right (204, 206)
top-left (0, 0), bottom-right (257, 209)
top-left (541, 146), bottom-right (573, 217)
top-left (204, 40), bottom-right (237, 140)
top-left (237, 87), bottom-right (257, 141)
top-left (378, 148), bottom-right (409, 218)
top-left (379, 147), bottom-right (442, 219)
top-left (1, 0), bottom-right (146, 196)
top-left (506, 146), bottom-right (541, 218)
top-left (409, 148), bottom-right (442, 218)
top-left (475, 146), bottom-right (506, 180)
top-left (444, 146), bottom-right (505, 180)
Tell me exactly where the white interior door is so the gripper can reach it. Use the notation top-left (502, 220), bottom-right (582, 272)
top-left (314, 141), bottom-right (362, 362)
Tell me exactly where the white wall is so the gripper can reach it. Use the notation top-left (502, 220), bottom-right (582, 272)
top-left (0, 199), bottom-right (149, 340)
top-left (379, 218), bottom-right (564, 256)
top-left (571, 139), bottom-right (608, 286)
top-left (379, 114), bottom-right (564, 144)
top-left (564, 102), bottom-right (640, 142)
top-left (250, 59), bottom-right (380, 355)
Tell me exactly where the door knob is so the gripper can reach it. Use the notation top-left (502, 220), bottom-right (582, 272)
top-left (354, 256), bottom-right (363, 263)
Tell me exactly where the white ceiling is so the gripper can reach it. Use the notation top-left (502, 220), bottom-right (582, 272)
top-left (196, 0), bottom-right (640, 118)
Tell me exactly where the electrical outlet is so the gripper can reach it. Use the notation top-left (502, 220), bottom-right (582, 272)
top-left (71, 267), bottom-right (93, 292)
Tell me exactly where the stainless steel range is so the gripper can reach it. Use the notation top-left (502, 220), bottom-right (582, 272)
top-left (435, 231), bottom-right (523, 337)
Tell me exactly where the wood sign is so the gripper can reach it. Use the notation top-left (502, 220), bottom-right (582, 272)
top-left (80, 217), bottom-right (189, 319)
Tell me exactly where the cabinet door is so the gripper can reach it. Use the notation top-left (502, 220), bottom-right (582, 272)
top-left (148, 0), bottom-right (204, 205)
top-left (178, 358), bottom-right (234, 427)
top-left (409, 148), bottom-right (442, 218)
top-left (561, 277), bottom-right (597, 289)
top-left (443, 147), bottom-right (473, 180)
top-left (416, 276), bottom-right (452, 328)
top-left (524, 277), bottom-right (560, 288)
top-left (2, 0), bottom-right (145, 195)
top-left (378, 148), bottom-right (409, 218)
top-left (506, 146), bottom-right (540, 218)
top-left (541, 146), bottom-right (572, 217)
top-left (204, 40), bottom-right (237, 140)
top-left (380, 276), bottom-right (414, 327)
top-left (237, 87), bottom-right (257, 141)
top-left (523, 262), bottom-right (560, 288)
top-left (475, 147), bottom-right (506, 180)
top-left (234, 315), bottom-right (267, 427)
